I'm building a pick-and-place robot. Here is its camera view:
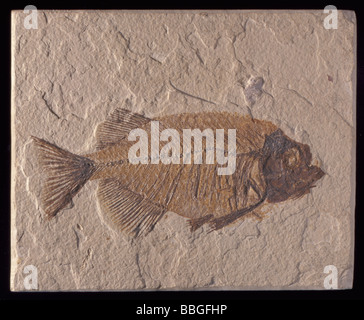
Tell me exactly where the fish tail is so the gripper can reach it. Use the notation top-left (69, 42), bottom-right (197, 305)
top-left (32, 136), bottom-right (97, 219)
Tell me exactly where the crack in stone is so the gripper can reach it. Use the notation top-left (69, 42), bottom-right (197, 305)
top-left (135, 253), bottom-right (146, 289)
top-left (331, 106), bottom-right (354, 129)
top-left (169, 80), bottom-right (216, 105)
top-left (41, 91), bottom-right (60, 119)
top-left (281, 86), bottom-right (314, 107)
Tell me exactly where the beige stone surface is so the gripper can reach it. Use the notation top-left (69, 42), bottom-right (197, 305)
top-left (11, 10), bottom-right (356, 290)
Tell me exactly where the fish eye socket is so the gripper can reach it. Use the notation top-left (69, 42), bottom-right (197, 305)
top-left (283, 148), bottom-right (300, 168)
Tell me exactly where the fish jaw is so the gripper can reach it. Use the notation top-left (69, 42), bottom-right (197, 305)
top-left (265, 164), bottom-right (325, 203)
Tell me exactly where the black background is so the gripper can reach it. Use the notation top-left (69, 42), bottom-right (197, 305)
top-left (1, 0), bottom-right (363, 307)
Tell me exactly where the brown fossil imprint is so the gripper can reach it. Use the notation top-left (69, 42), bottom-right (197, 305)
top-left (32, 107), bottom-right (325, 237)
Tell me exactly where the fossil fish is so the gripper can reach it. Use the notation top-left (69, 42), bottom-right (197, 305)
top-left (32, 108), bottom-right (325, 237)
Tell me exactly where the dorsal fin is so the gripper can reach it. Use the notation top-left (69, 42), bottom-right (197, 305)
top-left (96, 105), bottom-right (151, 150)
top-left (97, 178), bottom-right (166, 237)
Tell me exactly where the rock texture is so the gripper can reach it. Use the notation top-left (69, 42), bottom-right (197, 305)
top-left (11, 10), bottom-right (356, 290)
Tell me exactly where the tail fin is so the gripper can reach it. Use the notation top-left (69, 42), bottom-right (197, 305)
top-left (32, 137), bottom-right (96, 219)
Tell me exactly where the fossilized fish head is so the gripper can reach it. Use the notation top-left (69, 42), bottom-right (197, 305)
top-left (262, 129), bottom-right (325, 203)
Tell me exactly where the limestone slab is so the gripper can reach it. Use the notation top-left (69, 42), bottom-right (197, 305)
top-left (11, 10), bottom-right (356, 291)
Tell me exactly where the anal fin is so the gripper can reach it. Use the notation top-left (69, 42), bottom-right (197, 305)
top-left (97, 178), bottom-right (166, 237)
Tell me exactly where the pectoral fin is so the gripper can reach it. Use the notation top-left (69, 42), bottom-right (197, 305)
top-left (208, 192), bottom-right (266, 231)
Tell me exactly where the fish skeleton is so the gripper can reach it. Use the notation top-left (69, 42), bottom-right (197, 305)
top-left (32, 107), bottom-right (325, 237)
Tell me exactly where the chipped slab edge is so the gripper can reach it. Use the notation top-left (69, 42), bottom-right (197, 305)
top-left (11, 11), bottom-right (17, 291)
top-left (350, 10), bottom-right (357, 290)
